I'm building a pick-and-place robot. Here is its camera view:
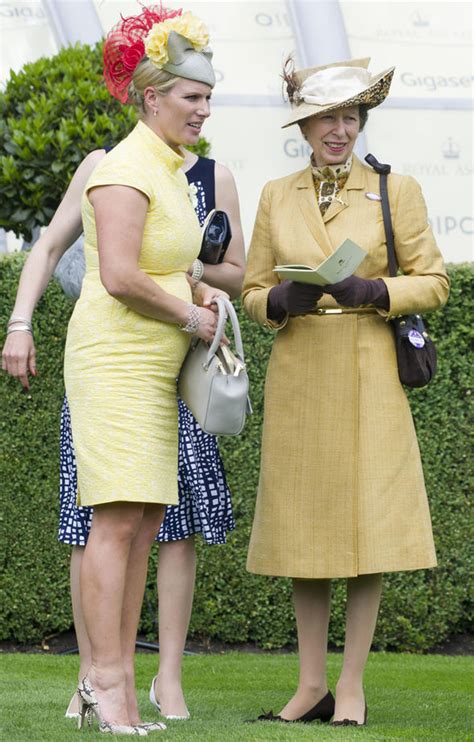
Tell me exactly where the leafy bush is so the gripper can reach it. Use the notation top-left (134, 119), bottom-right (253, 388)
top-left (0, 42), bottom-right (209, 241)
top-left (1, 253), bottom-right (472, 650)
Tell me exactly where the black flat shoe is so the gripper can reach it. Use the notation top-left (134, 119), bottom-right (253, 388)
top-left (331, 703), bottom-right (368, 727)
top-left (248, 690), bottom-right (335, 724)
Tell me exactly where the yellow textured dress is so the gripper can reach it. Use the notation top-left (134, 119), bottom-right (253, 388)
top-left (64, 121), bottom-right (201, 507)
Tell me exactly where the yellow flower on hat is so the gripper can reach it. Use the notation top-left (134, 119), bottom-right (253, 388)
top-left (174, 11), bottom-right (209, 50)
top-left (145, 11), bottom-right (209, 68)
top-left (145, 23), bottom-right (169, 67)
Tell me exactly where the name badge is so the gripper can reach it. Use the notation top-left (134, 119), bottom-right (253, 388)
top-left (408, 329), bottom-right (425, 348)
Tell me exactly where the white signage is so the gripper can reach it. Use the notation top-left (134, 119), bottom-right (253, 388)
top-left (0, 1), bottom-right (58, 87)
top-left (340, 1), bottom-right (473, 102)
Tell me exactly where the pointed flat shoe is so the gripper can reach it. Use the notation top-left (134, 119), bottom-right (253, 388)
top-left (331, 702), bottom-right (367, 727)
top-left (248, 690), bottom-right (335, 724)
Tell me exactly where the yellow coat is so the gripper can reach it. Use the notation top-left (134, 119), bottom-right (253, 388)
top-left (242, 156), bottom-right (449, 579)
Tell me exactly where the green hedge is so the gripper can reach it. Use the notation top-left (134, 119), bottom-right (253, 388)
top-left (1, 254), bottom-right (472, 650)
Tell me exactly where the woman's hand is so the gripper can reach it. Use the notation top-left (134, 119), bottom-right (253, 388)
top-left (193, 282), bottom-right (230, 312)
top-left (194, 306), bottom-right (219, 343)
top-left (2, 331), bottom-right (37, 390)
top-left (323, 276), bottom-right (389, 309)
top-left (268, 280), bottom-right (323, 318)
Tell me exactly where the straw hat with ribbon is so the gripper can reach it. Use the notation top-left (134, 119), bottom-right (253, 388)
top-left (282, 57), bottom-right (394, 128)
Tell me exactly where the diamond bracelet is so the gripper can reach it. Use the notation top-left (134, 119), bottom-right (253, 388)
top-left (179, 303), bottom-right (200, 334)
top-left (191, 259), bottom-right (204, 283)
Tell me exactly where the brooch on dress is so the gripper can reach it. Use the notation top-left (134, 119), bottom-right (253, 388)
top-left (365, 192), bottom-right (382, 201)
top-left (188, 183), bottom-right (198, 210)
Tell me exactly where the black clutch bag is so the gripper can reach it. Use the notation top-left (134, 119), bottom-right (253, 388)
top-left (198, 209), bottom-right (232, 264)
top-left (365, 154), bottom-right (437, 389)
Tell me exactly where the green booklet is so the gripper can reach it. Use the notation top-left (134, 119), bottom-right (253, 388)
top-left (274, 239), bottom-right (367, 286)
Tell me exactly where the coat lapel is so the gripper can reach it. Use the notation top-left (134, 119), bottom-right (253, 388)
top-left (295, 167), bottom-right (334, 257)
top-left (294, 157), bottom-right (369, 257)
top-left (322, 196), bottom-right (348, 223)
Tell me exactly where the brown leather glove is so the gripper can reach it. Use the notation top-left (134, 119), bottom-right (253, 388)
top-left (323, 276), bottom-right (390, 309)
top-left (268, 280), bottom-right (324, 321)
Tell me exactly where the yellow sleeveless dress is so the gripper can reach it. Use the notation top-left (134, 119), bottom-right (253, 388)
top-left (64, 121), bottom-right (201, 507)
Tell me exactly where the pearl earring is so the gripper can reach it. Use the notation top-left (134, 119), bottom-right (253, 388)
top-left (153, 109), bottom-right (157, 117)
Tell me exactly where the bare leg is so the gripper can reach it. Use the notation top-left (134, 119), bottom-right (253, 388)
top-left (80, 501), bottom-right (147, 726)
top-left (65, 546), bottom-right (92, 716)
top-left (279, 578), bottom-right (332, 720)
top-left (153, 537), bottom-right (196, 718)
top-left (121, 504), bottom-right (165, 724)
top-left (334, 573), bottom-right (383, 724)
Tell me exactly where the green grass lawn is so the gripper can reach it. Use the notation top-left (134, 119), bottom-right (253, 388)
top-left (0, 652), bottom-right (472, 741)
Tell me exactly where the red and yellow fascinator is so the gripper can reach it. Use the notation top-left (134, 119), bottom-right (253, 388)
top-left (103, 3), bottom-right (215, 104)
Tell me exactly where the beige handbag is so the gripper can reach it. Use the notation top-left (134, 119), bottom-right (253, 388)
top-left (178, 297), bottom-right (250, 436)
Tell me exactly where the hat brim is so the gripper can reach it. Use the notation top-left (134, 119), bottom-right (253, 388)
top-left (281, 66), bottom-right (395, 128)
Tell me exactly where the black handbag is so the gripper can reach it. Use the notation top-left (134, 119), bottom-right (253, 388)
top-left (365, 154), bottom-right (437, 388)
top-left (198, 209), bottom-right (232, 264)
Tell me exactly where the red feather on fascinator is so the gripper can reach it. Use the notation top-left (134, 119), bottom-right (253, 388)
top-left (103, 3), bottom-right (182, 103)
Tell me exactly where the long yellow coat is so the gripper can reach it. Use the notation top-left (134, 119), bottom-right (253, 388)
top-left (242, 156), bottom-right (449, 579)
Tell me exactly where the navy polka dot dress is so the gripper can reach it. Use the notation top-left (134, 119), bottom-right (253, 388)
top-left (58, 157), bottom-right (235, 546)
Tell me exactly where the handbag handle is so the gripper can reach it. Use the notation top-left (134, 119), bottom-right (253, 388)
top-left (205, 297), bottom-right (245, 367)
top-left (364, 153), bottom-right (397, 278)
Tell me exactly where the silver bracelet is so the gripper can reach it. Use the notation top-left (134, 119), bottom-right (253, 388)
top-left (6, 324), bottom-right (33, 336)
top-left (179, 303), bottom-right (200, 334)
top-left (191, 259), bottom-right (204, 283)
top-left (8, 316), bottom-right (33, 332)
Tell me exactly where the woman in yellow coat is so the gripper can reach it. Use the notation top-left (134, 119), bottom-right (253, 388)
top-left (243, 58), bottom-right (449, 726)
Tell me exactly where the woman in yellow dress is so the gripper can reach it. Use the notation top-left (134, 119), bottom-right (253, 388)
top-left (63, 7), bottom-right (226, 735)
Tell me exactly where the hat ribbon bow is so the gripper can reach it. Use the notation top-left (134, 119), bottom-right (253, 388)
top-left (298, 66), bottom-right (371, 106)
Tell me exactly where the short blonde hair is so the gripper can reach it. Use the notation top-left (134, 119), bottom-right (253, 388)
top-left (128, 58), bottom-right (179, 112)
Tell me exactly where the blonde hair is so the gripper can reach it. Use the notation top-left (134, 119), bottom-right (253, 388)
top-left (128, 58), bottom-right (180, 112)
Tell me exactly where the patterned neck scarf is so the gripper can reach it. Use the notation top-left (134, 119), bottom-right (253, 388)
top-left (311, 155), bottom-right (352, 215)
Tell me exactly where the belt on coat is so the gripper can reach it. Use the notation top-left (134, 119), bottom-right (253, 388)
top-left (310, 307), bottom-right (379, 315)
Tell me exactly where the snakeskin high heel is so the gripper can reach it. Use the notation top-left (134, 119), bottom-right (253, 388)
top-left (137, 722), bottom-right (167, 733)
top-left (77, 676), bottom-right (148, 736)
